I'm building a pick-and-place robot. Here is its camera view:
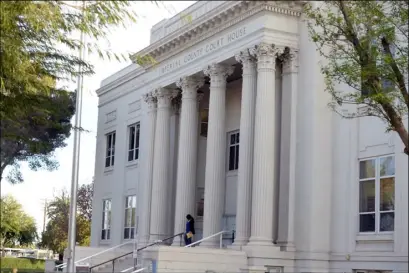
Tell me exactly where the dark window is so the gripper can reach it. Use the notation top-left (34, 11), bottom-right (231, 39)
top-left (227, 131), bottom-right (240, 171)
top-left (105, 132), bottom-right (116, 167)
top-left (128, 123), bottom-right (140, 162)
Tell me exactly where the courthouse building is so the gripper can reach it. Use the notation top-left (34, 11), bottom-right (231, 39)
top-left (89, 1), bottom-right (408, 272)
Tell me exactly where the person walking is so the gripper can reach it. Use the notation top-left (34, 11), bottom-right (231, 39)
top-left (184, 214), bottom-right (195, 246)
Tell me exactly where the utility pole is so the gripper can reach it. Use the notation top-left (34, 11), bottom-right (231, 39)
top-left (41, 199), bottom-right (48, 234)
top-left (66, 1), bottom-right (86, 272)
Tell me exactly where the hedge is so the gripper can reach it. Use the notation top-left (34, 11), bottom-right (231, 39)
top-left (0, 258), bottom-right (45, 272)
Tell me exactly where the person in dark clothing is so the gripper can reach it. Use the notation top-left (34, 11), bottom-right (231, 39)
top-left (184, 214), bottom-right (195, 246)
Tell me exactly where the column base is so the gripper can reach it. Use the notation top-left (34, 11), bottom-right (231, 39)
top-left (247, 236), bottom-right (274, 246)
top-left (232, 238), bottom-right (249, 250)
top-left (278, 242), bottom-right (296, 252)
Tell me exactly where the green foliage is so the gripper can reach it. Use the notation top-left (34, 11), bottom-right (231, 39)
top-left (0, 196), bottom-right (38, 248)
top-left (40, 183), bottom-right (93, 254)
top-left (0, 1), bottom-right (138, 183)
top-left (0, 258), bottom-right (45, 271)
top-left (304, 1), bottom-right (408, 153)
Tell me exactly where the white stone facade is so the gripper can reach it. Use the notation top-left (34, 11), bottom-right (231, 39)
top-left (91, 1), bottom-right (408, 272)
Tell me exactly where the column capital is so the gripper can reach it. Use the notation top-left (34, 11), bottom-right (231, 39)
top-left (235, 50), bottom-right (257, 74)
top-left (282, 48), bottom-right (299, 74)
top-left (153, 88), bottom-right (178, 108)
top-left (203, 63), bottom-right (234, 80)
top-left (176, 76), bottom-right (205, 100)
top-left (251, 43), bottom-right (284, 70)
top-left (142, 91), bottom-right (157, 112)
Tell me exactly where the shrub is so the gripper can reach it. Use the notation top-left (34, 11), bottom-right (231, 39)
top-left (0, 258), bottom-right (45, 272)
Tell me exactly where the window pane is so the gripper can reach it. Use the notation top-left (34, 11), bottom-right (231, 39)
top-left (380, 212), bottom-right (394, 232)
top-left (380, 178), bottom-right (395, 211)
top-left (236, 133), bottom-right (240, 144)
top-left (380, 156), bottom-right (395, 177)
top-left (359, 159), bottom-right (376, 179)
top-left (231, 134), bottom-right (236, 145)
top-left (135, 126), bottom-right (140, 149)
top-left (128, 150), bottom-right (134, 162)
top-left (101, 230), bottom-right (106, 240)
top-left (229, 146), bottom-right (235, 171)
top-left (112, 133), bottom-right (116, 146)
top-left (111, 156), bottom-right (115, 166)
top-left (131, 196), bottom-right (136, 207)
top-left (235, 145), bottom-right (240, 169)
top-left (107, 229), bottom-right (110, 240)
top-left (131, 208), bottom-right (136, 226)
top-left (107, 134), bottom-right (112, 149)
top-left (200, 123), bottom-right (208, 137)
top-left (130, 228), bottom-right (135, 239)
top-left (359, 180), bottom-right (375, 212)
top-left (359, 213), bottom-right (375, 232)
top-left (129, 126), bottom-right (135, 150)
top-left (124, 228), bottom-right (129, 239)
top-left (135, 149), bottom-right (139, 160)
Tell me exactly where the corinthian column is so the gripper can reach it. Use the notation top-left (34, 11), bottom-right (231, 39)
top-left (248, 43), bottom-right (283, 246)
top-left (149, 87), bottom-right (178, 242)
top-left (201, 63), bottom-right (234, 248)
top-left (233, 50), bottom-right (257, 247)
top-left (138, 92), bottom-right (157, 246)
top-left (172, 76), bottom-right (204, 246)
top-left (277, 48), bottom-right (298, 251)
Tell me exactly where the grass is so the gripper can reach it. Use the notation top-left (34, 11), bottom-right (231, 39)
top-left (0, 257), bottom-right (45, 273)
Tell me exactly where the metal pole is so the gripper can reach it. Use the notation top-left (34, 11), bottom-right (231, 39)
top-left (66, 1), bottom-right (86, 272)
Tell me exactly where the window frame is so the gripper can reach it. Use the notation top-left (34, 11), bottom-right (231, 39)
top-left (127, 123), bottom-right (141, 163)
top-left (101, 199), bottom-right (112, 241)
top-left (358, 155), bottom-right (395, 235)
top-left (123, 195), bottom-right (137, 240)
top-left (105, 131), bottom-right (116, 168)
top-left (227, 130), bottom-right (240, 172)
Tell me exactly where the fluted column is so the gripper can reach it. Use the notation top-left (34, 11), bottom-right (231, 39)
top-left (277, 48), bottom-right (298, 251)
top-left (172, 76), bottom-right (204, 246)
top-left (201, 63), bottom-right (234, 247)
top-left (248, 43), bottom-right (283, 246)
top-left (233, 51), bottom-right (257, 247)
top-left (149, 88), bottom-right (178, 242)
top-left (138, 92), bottom-right (157, 246)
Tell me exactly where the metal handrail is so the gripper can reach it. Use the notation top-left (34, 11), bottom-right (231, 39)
top-left (56, 239), bottom-right (136, 269)
top-left (89, 232), bottom-right (184, 272)
top-left (185, 230), bottom-right (233, 248)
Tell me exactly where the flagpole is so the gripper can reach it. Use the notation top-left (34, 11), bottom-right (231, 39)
top-left (66, 1), bottom-right (86, 272)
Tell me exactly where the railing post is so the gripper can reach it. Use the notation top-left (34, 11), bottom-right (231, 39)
top-left (179, 233), bottom-right (183, 246)
top-left (219, 233), bottom-right (223, 249)
top-left (112, 260), bottom-right (115, 273)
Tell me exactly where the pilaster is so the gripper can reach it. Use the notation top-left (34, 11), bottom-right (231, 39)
top-left (149, 87), bottom-right (178, 242)
top-left (138, 92), bottom-right (157, 246)
top-left (277, 48), bottom-right (298, 251)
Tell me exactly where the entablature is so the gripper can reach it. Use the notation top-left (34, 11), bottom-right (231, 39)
top-left (131, 1), bottom-right (304, 67)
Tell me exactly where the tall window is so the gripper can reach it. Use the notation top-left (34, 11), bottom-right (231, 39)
top-left (105, 131), bottom-right (116, 167)
top-left (359, 155), bottom-right (395, 233)
top-left (227, 131), bottom-right (240, 171)
top-left (128, 123), bottom-right (140, 162)
top-left (124, 195), bottom-right (136, 240)
top-left (101, 199), bottom-right (112, 240)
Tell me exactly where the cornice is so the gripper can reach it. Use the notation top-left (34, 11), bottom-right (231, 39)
top-left (131, 1), bottom-right (304, 66)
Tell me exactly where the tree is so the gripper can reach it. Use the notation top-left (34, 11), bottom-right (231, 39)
top-left (40, 183), bottom-right (93, 254)
top-left (0, 1), bottom-right (139, 183)
top-left (304, 1), bottom-right (408, 154)
top-left (0, 195), bottom-right (38, 248)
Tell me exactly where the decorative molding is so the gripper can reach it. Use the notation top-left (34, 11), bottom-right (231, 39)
top-left (153, 88), bottom-right (179, 108)
top-left (176, 76), bottom-right (205, 99)
top-left (142, 91), bottom-right (157, 112)
top-left (128, 100), bottom-right (142, 114)
top-left (251, 43), bottom-right (283, 70)
top-left (132, 1), bottom-right (304, 68)
top-left (282, 47), bottom-right (299, 74)
top-left (105, 110), bottom-right (117, 123)
top-left (235, 50), bottom-right (257, 74)
top-left (203, 63), bottom-right (235, 80)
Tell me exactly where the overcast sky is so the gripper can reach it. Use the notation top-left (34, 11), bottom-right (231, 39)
top-left (2, 1), bottom-right (196, 233)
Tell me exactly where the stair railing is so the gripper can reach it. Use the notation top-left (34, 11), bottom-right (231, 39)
top-left (185, 230), bottom-right (232, 249)
top-left (55, 239), bottom-right (136, 271)
top-left (89, 232), bottom-right (183, 273)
